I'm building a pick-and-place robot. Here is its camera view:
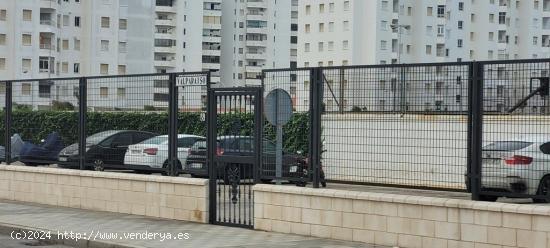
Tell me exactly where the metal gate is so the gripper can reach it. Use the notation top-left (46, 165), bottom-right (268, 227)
top-left (207, 87), bottom-right (263, 228)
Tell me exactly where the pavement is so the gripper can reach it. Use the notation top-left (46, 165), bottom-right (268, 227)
top-left (0, 200), bottom-right (386, 248)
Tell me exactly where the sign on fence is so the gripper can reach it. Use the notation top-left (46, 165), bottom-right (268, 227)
top-left (176, 75), bottom-right (207, 87)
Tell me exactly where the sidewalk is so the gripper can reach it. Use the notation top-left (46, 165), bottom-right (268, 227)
top-left (0, 200), bottom-right (385, 248)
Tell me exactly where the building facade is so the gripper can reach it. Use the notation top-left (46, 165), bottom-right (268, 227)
top-left (220, 0), bottom-right (298, 87)
top-left (298, 0), bottom-right (550, 114)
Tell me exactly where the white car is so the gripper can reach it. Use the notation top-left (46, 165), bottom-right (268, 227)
top-left (123, 134), bottom-right (205, 174)
top-left (479, 136), bottom-right (550, 202)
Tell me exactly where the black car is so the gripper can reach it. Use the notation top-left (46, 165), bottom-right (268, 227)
top-left (58, 130), bottom-right (157, 171)
top-left (184, 136), bottom-right (308, 184)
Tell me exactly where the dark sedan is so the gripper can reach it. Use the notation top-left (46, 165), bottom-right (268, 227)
top-left (184, 136), bottom-right (308, 183)
top-left (58, 130), bottom-right (157, 171)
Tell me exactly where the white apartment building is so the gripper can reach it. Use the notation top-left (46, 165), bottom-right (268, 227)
top-left (298, 0), bottom-right (550, 113)
top-left (0, 0), bottom-right (221, 111)
top-left (220, 0), bottom-right (298, 87)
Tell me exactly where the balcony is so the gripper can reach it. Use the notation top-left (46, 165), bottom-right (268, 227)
top-left (39, 43), bottom-right (54, 50)
top-left (155, 18), bottom-right (175, 27)
top-left (154, 60), bottom-right (176, 67)
top-left (202, 63), bottom-right (220, 70)
top-left (245, 65), bottom-right (264, 73)
top-left (246, 40), bottom-right (267, 47)
top-left (247, 0), bottom-right (267, 8)
top-left (246, 53), bottom-right (265, 60)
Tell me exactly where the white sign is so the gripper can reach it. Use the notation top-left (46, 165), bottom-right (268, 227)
top-left (176, 75), bottom-right (207, 86)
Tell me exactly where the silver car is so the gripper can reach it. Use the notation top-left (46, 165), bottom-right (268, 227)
top-left (480, 136), bottom-right (550, 202)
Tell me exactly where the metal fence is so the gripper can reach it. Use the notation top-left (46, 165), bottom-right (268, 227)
top-left (0, 72), bottom-right (210, 176)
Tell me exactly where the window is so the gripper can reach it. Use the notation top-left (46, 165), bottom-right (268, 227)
top-left (62, 62), bottom-right (68, 73)
top-left (119, 19), bottom-right (127, 30)
top-left (73, 63), bottom-right (80, 73)
top-left (23, 10), bottom-right (32, 21)
top-left (319, 4), bottom-right (325, 13)
top-left (437, 5), bottom-right (445, 17)
top-left (305, 5), bottom-right (311, 15)
top-left (304, 43), bottom-right (310, 52)
top-left (458, 39), bottom-right (463, 47)
top-left (437, 25), bottom-right (444, 36)
top-left (117, 88), bottom-right (126, 99)
top-left (343, 21), bottom-right (350, 31)
top-left (0, 10), bottom-right (6, 21)
top-left (426, 45), bottom-right (432, 54)
top-left (329, 2), bottom-right (335, 12)
top-left (22, 34), bottom-right (31, 46)
top-left (0, 58), bottom-right (4, 70)
top-left (534, 36), bottom-right (539, 45)
top-left (489, 32), bottom-right (494, 41)
top-left (489, 14), bottom-right (494, 23)
top-left (319, 23), bottom-right (324, 32)
top-left (305, 24), bottom-right (310, 33)
top-left (100, 64), bottom-right (109, 75)
top-left (329, 22), bottom-right (335, 32)
top-left (39, 83), bottom-right (51, 98)
top-left (381, 40), bottom-right (387, 50)
top-left (62, 39), bottom-right (69, 50)
top-left (74, 16), bottom-right (80, 27)
top-left (101, 40), bottom-right (109, 51)
top-left (328, 41), bottom-right (334, 51)
top-left (118, 65), bottom-right (126, 75)
top-left (344, 1), bottom-right (350, 11)
top-left (22, 83), bottom-right (31, 95)
top-left (63, 15), bottom-right (69, 26)
top-left (119, 42), bottom-right (127, 53)
top-left (427, 7), bottom-right (433, 16)
top-left (101, 17), bottom-right (110, 28)
top-left (459, 2), bottom-right (464, 10)
top-left (100, 87), bottom-right (108, 98)
top-left (39, 57), bottom-right (49, 72)
top-left (458, 21), bottom-right (463, 29)
top-left (343, 40), bottom-right (349, 50)
top-left (74, 39), bottom-right (80, 50)
top-left (499, 12), bottom-right (506, 24)
top-left (318, 42), bottom-right (324, 51)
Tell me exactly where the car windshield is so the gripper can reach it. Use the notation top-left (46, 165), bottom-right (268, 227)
top-left (86, 131), bottom-right (120, 144)
top-left (140, 136), bottom-right (168, 145)
top-left (483, 141), bottom-right (533, 151)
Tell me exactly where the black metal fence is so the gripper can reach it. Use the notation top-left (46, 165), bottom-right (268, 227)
top-left (4, 59), bottom-right (550, 202)
top-left (1, 72), bottom-right (210, 177)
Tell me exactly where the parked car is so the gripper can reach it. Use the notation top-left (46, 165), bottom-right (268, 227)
top-left (0, 134), bottom-right (24, 161)
top-left (123, 134), bottom-right (205, 175)
top-left (20, 132), bottom-right (64, 166)
top-left (184, 136), bottom-right (309, 184)
top-left (471, 136), bottom-right (550, 202)
top-left (58, 130), bottom-right (157, 171)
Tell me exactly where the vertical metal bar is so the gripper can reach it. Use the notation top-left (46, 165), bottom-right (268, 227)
top-left (207, 89), bottom-right (217, 224)
top-left (469, 62), bottom-right (484, 201)
top-left (254, 87), bottom-right (263, 184)
top-left (168, 73), bottom-right (178, 176)
top-left (310, 68), bottom-right (322, 188)
top-left (4, 81), bottom-right (12, 165)
top-left (78, 77), bottom-right (87, 170)
top-left (339, 68), bottom-right (344, 114)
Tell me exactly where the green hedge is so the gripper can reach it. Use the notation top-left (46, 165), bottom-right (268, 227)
top-left (0, 111), bottom-right (310, 154)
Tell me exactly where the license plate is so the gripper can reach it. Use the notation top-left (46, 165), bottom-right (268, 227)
top-left (289, 166), bottom-right (298, 173)
top-left (190, 163), bottom-right (203, 169)
top-left (59, 157), bottom-right (67, 162)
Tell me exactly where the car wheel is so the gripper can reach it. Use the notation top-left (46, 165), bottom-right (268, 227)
top-left (534, 176), bottom-right (550, 203)
top-left (161, 161), bottom-right (169, 176)
top-left (93, 159), bottom-right (105, 171)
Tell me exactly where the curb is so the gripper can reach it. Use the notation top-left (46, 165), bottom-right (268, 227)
top-left (0, 222), bottom-right (146, 248)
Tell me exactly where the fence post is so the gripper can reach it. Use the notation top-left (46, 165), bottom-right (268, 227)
top-left (4, 81), bottom-right (11, 165)
top-left (168, 73), bottom-right (178, 176)
top-left (78, 77), bottom-right (87, 170)
top-left (207, 85), bottom-right (216, 224)
top-left (468, 62), bottom-right (483, 200)
top-left (310, 68), bottom-right (323, 188)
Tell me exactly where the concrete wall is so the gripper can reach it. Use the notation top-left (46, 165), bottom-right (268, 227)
top-left (254, 184), bottom-right (550, 248)
top-left (0, 165), bottom-right (208, 223)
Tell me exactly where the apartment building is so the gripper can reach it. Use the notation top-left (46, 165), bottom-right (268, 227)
top-left (298, 0), bottom-right (550, 113)
top-left (220, 0), bottom-right (298, 87)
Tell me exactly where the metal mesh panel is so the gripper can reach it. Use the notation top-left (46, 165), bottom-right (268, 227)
top-left (262, 69), bottom-right (311, 184)
top-left (85, 74), bottom-right (168, 173)
top-left (11, 78), bottom-right (79, 166)
top-left (481, 60), bottom-right (550, 201)
top-left (320, 64), bottom-right (470, 190)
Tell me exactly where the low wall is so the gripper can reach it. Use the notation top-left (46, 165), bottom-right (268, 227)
top-left (254, 184), bottom-right (550, 248)
top-left (0, 165), bottom-right (208, 223)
